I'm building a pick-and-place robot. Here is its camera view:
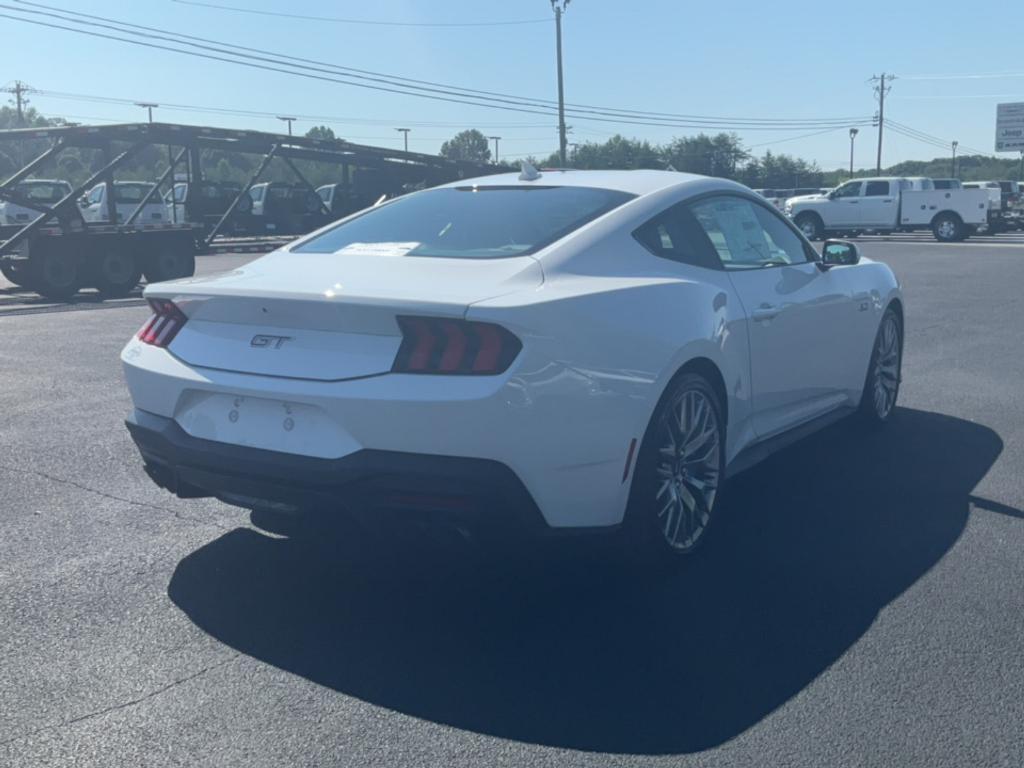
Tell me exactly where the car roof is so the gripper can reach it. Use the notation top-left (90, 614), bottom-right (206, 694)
top-left (439, 169), bottom-right (711, 197)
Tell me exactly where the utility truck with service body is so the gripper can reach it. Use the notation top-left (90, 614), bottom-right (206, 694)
top-left (785, 177), bottom-right (988, 242)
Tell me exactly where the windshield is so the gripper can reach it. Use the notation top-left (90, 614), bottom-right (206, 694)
top-left (14, 181), bottom-right (71, 204)
top-left (294, 185), bottom-right (636, 259)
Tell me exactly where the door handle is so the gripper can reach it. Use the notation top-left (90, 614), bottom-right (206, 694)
top-left (752, 304), bottom-right (781, 322)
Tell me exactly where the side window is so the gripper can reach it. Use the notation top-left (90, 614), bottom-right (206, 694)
top-left (87, 186), bottom-right (104, 204)
top-left (833, 181), bottom-right (862, 198)
top-left (864, 181), bottom-right (891, 196)
top-left (632, 201), bottom-right (721, 270)
top-left (688, 196), bottom-right (810, 269)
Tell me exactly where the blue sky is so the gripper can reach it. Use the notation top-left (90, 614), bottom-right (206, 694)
top-left (4, 0), bottom-right (1024, 168)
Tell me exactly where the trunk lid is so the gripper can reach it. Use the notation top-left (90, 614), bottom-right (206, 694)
top-left (147, 249), bottom-right (542, 381)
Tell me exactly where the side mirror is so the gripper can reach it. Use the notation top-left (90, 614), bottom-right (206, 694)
top-left (820, 239), bottom-right (860, 269)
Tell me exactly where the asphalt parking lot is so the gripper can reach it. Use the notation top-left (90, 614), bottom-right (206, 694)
top-left (2, 236), bottom-right (1023, 767)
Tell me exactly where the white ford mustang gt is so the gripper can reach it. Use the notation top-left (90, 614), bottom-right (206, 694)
top-left (122, 169), bottom-right (902, 560)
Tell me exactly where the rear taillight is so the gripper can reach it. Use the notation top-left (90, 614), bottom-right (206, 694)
top-left (392, 316), bottom-right (522, 375)
top-left (137, 298), bottom-right (187, 348)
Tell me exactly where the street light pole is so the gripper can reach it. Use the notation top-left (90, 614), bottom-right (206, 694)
top-left (487, 135), bottom-right (501, 164)
top-left (849, 127), bottom-right (859, 176)
top-left (951, 141), bottom-right (958, 178)
top-left (277, 116), bottom-right (296, 136)
top-left (551, 1), bottom-right (570, 166)
top-left (135, 102), bottom-right (158, 123)
top-left (395, 127), bottom-right (411, 153)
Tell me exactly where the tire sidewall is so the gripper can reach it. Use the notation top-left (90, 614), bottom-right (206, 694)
top-left (623, 372), bottom-right (727, 567)
top-left (859, 307), bottom-right (903, 424)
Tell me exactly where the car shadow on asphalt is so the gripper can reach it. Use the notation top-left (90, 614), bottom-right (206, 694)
top-left (167, 407), bottom-right (1006, 755)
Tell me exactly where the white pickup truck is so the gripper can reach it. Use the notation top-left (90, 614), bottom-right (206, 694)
top-left (80, 181), bottom-right (166, 225)
top-left (0, 179), bottom-right (72, 225)
top-left (785, 177), bottom-right (989, 242)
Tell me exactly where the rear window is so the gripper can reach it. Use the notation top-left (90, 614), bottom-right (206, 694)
top-left (114, 184), bottom-right (153, 203)
top-left (294, 185), bottom-right (636, 258)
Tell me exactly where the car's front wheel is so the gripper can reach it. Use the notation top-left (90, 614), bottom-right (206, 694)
top-left (795, 212), bottom-right (824, 240)
top-left (625, 372), bottom-right (725, 566)
top-left (859, 307), bottom-right (902, 424)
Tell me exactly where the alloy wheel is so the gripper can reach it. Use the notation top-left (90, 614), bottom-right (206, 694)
top-left (654, 389), bottom-right (721, 551)
top-left (872, 313), bottom-right (901, 419)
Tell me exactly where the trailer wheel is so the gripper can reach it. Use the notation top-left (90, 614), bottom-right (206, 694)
top-left (143, 244), bottom-right (196, 283)
top-left (1, 262), bottom-right (34, 288)
top-left (932, 212), bottom-right (963, 242)
top-left (91, 248), bottom-right (142, 298)
top-left (33, 250), bottom-right (81, 300)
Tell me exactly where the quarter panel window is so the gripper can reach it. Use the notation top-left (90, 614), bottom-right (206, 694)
top-left (632, 201), bottom-right (721, 270)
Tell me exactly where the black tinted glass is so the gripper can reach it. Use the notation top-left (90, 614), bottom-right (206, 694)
top-left (294, 186), bottom-right (635, 259)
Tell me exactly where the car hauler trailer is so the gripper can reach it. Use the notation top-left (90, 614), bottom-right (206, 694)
top-left (0, 122), bottom-right (494, 300)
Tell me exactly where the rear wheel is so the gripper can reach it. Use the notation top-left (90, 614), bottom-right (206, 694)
top-left (932, 213), bottom-right (963, 242)
top-left (795, 213), bottom-right (824, 241)
top-left (143, 243), bottom-right (196, 283)
top-left (625, 373), bottom-right (725, 567)
top-left (90, 248), bottom-right (142, 298)
top-left (32, 250), bottom-right (81, 300)
top-left (859, 308), bottom-right (902, 424)
top-left (1, 261), bottom-right (32, 288)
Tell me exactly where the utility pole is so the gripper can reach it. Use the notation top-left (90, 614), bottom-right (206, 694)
top-left (487, 135), bottom-right (500, 164)
top-left (395, 127), bottom-right (411, 153)
top-left (951, 140), bottom-right (958, 178)
top-left (135, 102), bottom-right (158, 123)
top-left (2, 80), bottom-right (32, 125)
top-left (551, 1), bottom-right (570, 166)
top-left (849, 128), bottom-right (859, 176)
top-left (277, 116), bottom-right (296, 136)
top-left (870, 73), bottom-right (893, 175)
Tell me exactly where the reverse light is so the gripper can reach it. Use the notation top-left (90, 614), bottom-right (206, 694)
top-left (392, 316), bottom-right (522, 375)
top-left (137, 298), bottom-right (187, 348)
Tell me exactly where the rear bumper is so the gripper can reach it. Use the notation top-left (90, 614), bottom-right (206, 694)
top-left (126, 408), bottom-right (550, 537)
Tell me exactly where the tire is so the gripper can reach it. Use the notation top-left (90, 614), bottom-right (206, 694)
top-left (858, 307), bottom-right (902, 425)
top-left (795, 213), bottom-right (824, 241)
top-left (235, 192), bottom-right (253, 214)
top-left (932, 213), bottom-right (962, 242)
top-left (31, 249), bottom-right (81, 300)
top-left (624, 372), bottom-right (726, 567)
top-left (1, 262), bottom-right (30, 288)
top-left (90, 248), bottom-right (142, 298)
top-left (143, 244), bottom-right (196, 283)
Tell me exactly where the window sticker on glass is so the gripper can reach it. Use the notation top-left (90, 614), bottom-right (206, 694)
top-left (335, 241), bottom-right (422, 257)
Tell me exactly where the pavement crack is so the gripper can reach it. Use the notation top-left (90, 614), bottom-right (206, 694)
top-left (0, 654), bottom-right (242, 748)
top-left (0, 462), bottom-right (231, 530)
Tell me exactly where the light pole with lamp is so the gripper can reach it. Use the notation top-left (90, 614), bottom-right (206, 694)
top-left (395, 127), bottom-right (411, 153)
top-left (849, 127), bottom-right (859, 176)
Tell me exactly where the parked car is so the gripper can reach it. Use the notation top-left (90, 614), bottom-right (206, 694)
top-left (165, 181), bottom-right (254, 234)
top-left (0, 179), bottom-right (72, 225)
top-left (962, 181), bottom-right (1019, 232)
top-left (81, 181), bottom-right (166, 225)
top-left (248, 182), bottom-right (327, 234)
top-left (123, 169), bottom-right (903, 563)
top-left (786, 177), bottom-right (988, 241)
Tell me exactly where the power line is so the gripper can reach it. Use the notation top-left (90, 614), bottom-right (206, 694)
top-left (900, 71), bottom-right (1024, 81)
top-left (3, 3), bottom-right (874, 130)
top-left (170, 0), bottom-right (553, 27)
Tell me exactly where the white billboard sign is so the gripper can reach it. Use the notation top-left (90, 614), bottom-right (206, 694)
top-left (995, 102), bottom-right (1024, 152)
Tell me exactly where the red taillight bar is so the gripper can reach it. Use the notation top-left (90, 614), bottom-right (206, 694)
top-left (137, 298), bottom-right (187, 348)
top-left (392, 316), bottom-right (521, 375)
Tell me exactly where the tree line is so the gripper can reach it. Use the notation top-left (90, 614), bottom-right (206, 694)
top-left (2, 107), bottom-right (1021, 192)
